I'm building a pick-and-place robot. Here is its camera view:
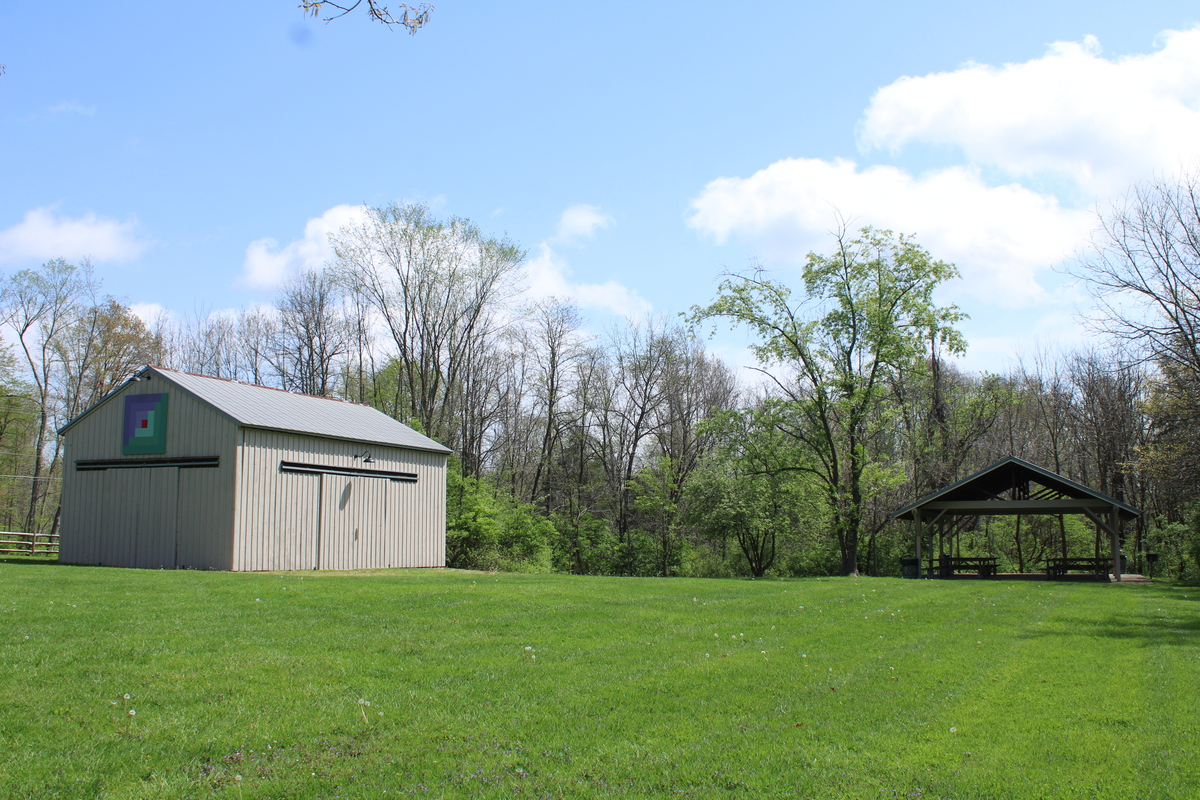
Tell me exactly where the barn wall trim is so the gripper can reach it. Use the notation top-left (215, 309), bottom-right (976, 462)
top-left (76, 456), bottom-right (221, 471)
top-left (278, 460), bottom-right (419, 482)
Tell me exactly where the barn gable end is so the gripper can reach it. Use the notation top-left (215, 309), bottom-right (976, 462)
top-left (58, 370), bottom-right (238, 569)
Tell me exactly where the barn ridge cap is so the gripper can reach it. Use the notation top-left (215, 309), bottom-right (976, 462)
top-left (149, 366), bottom-right (375, 409)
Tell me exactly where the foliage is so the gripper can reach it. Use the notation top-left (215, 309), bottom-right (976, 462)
top-left (446, 458), bottom-right (552, 572)
top-left (25, 185), bottom-right (1200, 579)
top-left (549, 510), bottom-right (618, 575)
top-left (684, 409), bottom-right (821, 578)
top-left (3, 563), bottom-right (1198, 799)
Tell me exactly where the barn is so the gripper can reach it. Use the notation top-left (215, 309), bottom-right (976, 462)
top-left (57, 366), bottom-right (451, 571)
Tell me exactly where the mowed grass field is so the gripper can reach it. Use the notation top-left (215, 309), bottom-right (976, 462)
top-left (1, 560), bottom-right (1198, 799)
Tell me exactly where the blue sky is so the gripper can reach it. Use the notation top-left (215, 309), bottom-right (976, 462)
top-left (3, 1), bottom-right (1199, 374)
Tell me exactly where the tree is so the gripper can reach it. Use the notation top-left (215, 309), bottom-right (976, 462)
top-left (1077, 171), bottom-right (1200, 382)
top-left (526, 299), bottom-right (587, 510)
top-left (333, 203), bottom-right (525, 465)
top-left (300, 1), bottom-right (432, 32)
top-left (0, 347), bottom-right (37, 531)
top-left (692, 227), bottom-right (965, 575)
top-left (273, 269), bottom-right (351, 396)
top-left (686, 404), bottom-right (825, 578)
top-left (0, 259), bottom-right (100, 532)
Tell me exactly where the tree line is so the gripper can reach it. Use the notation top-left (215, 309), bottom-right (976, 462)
top-left (4, 179), bottom-right (1200, 579)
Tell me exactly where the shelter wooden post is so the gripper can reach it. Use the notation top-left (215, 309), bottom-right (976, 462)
top-left (1110, 505), bottom-right (1122, 582)
top-left (914, 511), bottom-right (922, 565)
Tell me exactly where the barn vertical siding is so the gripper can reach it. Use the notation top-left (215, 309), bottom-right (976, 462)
top-left (234, 429), bottom-right (446, 571)
top-left (59, 377), bottom-right (238, 569)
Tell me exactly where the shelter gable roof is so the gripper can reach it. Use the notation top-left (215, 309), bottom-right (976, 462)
top-left (891, 456), bottom-right (1140, 521)
top-left (60, 366), bottom-right (453, 454)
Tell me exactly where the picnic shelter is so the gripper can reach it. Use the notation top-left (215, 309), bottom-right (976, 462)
top-left (891, 456), bottom-right (1142, 581)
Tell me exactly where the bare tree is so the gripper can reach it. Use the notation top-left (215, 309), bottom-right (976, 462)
top-left (333, 203), bottom-right (524, 458)
top-left (1077, 171), bottom-right (1200, 381)
top-left (173, 310), bottom-right (241, 380)
top-left (237, 308), bottom-right (279, 387)
top-left (273, 270), bottom-right (350, 396)
top-left (526, 299), bottom-right (587, 508)
top-left (0, 259), bottom-right (100, 532)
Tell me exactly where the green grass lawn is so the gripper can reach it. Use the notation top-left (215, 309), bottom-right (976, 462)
top-left (1, 559), bottom-right (1197, 799)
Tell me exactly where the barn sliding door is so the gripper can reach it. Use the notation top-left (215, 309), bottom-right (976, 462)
top-left (121, 467), bottom-right (179, 569)
top-left (318, 475), bottom-right (355, 570)
top-left (316, 475), bottom-right (393, 570)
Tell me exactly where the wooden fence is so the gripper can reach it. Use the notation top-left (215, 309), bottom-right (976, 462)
top-left (0, 531), bottom-right (59, 556)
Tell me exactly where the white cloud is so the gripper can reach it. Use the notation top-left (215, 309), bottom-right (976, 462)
top-left (239, 204), bottom-right (367, 290)
top-left (689, 157), bottom-right (1093, 307)
top-left (524, 243), bottom-right (652, 319)
top-left (556, 204), bottom-right (613, 243)
top-left (858, 27), bottom-right (1200, 196)
top-left (128, 302), bottom-right (170, 326)
top-left (47, 101), bottom-right (96, 117)
top-left (0, 207), bottom-right (148, 263)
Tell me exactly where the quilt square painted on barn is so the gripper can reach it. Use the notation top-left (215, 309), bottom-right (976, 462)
top-left (122, 393), bottom-right (169, 455)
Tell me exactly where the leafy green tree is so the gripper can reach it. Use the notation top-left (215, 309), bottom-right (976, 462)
top-left (445, 458), bottom-right (501, 568)
top-left (445, 457), bottom-right (554, 571)
top-left (550, 511), bottom-right (618, 575)
top-left (692, 228), bottom-right (965, 574)
top-left (632, 455), bottom-right (690, 577)
top-left (684, 451), bottom-right (807, 579)
top-left (683, 407), bottom-right (821, 577)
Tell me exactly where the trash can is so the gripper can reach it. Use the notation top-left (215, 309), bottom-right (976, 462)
top-left (1146, 552), bottom-right (1159, 578)
top-left (900, 556), bottom-right (920, 579)
top-left (1120, 551), bottom-right (1128, 574)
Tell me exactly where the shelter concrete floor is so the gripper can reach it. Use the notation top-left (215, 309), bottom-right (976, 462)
top-left (927, 573), bottom-right (1150, 583)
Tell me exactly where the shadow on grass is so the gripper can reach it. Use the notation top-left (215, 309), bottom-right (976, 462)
top-left (1021, 611), bottom-right (1200, 646)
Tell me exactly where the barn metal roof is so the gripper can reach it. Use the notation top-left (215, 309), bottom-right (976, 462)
top-left (61, 366), bottom-right (452, 454)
